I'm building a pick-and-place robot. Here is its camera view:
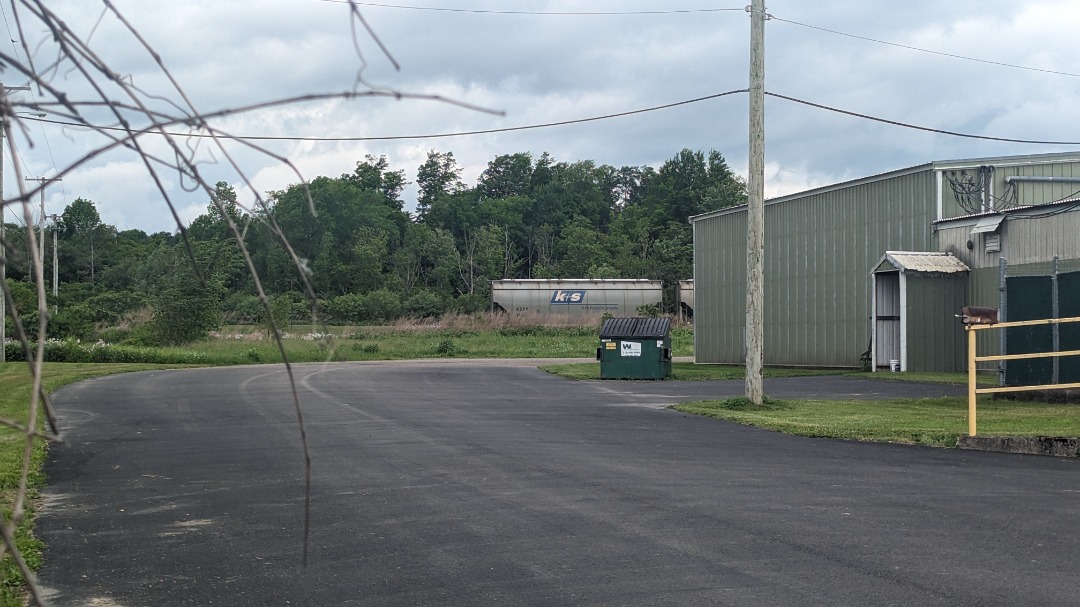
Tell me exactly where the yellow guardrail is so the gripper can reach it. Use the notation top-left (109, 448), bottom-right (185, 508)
top-left (965, 314), bottom-right (1080, 436)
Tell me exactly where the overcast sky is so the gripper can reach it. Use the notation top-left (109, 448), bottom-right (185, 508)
top-left (4, 0), bottom-right (1080, 233)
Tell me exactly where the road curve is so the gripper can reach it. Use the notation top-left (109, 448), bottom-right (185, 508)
top-left (36, 361), bottom-right (1078, 606)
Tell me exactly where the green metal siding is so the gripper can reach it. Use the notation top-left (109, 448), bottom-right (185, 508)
top-left (966, 266), bottom-right (1002, 370)
top-left (935, 212), bottom-right (1080, 270)
top-left (692, 210), bottom-right (746, 363)
top-left (694, 170), bottom-right (938, 367)
top-left (904, 273), bottom-right (966, 372)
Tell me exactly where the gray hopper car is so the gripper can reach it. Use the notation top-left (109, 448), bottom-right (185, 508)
top-left (491, 279), bottom-right (663, 317)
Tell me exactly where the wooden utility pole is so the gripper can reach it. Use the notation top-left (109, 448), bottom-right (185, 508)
top-left (745, 0), bottom-right (766, 404)
top-left (0, 84), bottom-right (30, 363)
top-left (26, 176), bottom-right (60, 274)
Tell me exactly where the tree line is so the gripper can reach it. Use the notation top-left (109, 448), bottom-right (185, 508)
top-left (7, 148), bottom-right (746, 344)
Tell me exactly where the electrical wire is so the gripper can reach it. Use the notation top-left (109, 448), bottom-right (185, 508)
top-left (15, 89), bottom-right (1080, 154)
top-left (30, 89), bottom-right (749, 142)
top-left (772, 16), bottom-right (1080, 79)
top-left (764, 92), bottom-right (1080, 145)
top-left (321, 1), bottom-right (746, 15)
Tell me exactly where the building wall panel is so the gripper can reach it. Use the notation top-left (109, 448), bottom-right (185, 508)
top-left (694, 170), bottom-right (937, 367)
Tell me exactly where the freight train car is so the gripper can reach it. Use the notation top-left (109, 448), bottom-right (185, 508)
top-left (491, 279), bottom-right (663, 317)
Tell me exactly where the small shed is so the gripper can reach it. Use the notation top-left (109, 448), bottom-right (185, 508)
top-left (596, 317), bottom-right (673, 380)
top-left (871, 251), bottom-right (970, 372)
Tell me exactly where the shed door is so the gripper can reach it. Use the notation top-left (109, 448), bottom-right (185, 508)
top-left (874, 271), bottom-right (901, 368)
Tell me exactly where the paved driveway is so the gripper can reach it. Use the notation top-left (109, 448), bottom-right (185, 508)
top-left (37, 361), bottom-right (1078, 606)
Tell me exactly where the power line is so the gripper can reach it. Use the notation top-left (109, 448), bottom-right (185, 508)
top-left (772, 16), bottom-right (1080, 79)
top-left (32, 90), bottom-right (749, 142)
top-left (323, 1), bottom-right (746, 15)
top-left (764, 92), bottom-right (1080, 146)
top-left (23, 89), bottom-right (1080, 147)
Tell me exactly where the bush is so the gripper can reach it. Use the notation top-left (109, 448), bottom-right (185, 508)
top-left (222, 293), bottom-right (263, 324)
top-left (83, 291), bottom-right (147, 324)
top-left (403, 290), bottom-right (446, 319)
top-left (324, 293), bottom-right (366, 324)
top-left (636, 303), bottom-right (661, 317)
top-left (451, 293), bottom-right (488, 315)
top-left (362, 289), bottom-right (402, 322)
top-left (47, 304), bottom-right (96, 341)
top-left (434, 337), bottom-right (459, 356)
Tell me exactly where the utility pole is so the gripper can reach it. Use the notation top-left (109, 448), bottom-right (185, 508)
top-left (0, 84), bottom-right (30, 363)
top-left (49, 214), bottom-right (60, 314)
top-left (745, 0), bottom-right (767, 404)
top-left (26, 176), bottom-right (60, 280)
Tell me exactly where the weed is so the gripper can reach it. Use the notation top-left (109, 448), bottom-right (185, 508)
top-left (712, 396), bottom-right (790, 410)
top-left (434, 338), bottom-right (460, 356)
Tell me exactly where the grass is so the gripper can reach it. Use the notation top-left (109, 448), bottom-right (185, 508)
top-left (674, 396), bottom-right (1080, 447)
top-left (540, 362), bottom-right (999, 387)
top-left (198, 324), bottom-right (697, 364)
top-left (540, 362), bottom-right (847, 381)
top-left (0, 362), bottom-right (188, 606)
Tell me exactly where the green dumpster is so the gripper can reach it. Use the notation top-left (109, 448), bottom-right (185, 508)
top-left (596, 317), bottom-right (673, 379)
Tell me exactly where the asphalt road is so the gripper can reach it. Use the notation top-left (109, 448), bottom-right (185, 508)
top-left (37, 361), bottom-right (1080, 606)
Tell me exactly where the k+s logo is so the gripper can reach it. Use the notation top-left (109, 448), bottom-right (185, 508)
top-left (550, 290), bottom-right (586, 304)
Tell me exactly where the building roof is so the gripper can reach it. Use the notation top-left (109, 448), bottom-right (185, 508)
top-left (690, 150), bottom-right (1080, 224)
top-left (874, 251), bottom-right (970, 274)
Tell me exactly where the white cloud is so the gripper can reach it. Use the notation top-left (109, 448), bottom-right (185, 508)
top-left (7, 0), bottom-right (1080, 232)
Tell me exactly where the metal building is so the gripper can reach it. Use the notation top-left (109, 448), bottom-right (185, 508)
top-left (490, 279), bottom-right (663, 318)
top-left (691, 151), bottom-right (1080, 372)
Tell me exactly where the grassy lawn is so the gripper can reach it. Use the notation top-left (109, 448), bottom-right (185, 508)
top-left (540, 361), bottom-right (848, 381)
top-left (540, 361), bottom-right (1000, 386)
top-left (197, 324), bottom-right (696, 364)
top-left (674, 396), bottom-right (1080, 447)
top-left (0, 362), bottom-right (189, 606)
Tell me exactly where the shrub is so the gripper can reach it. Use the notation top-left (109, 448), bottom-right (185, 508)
top-left (362, 289), bottom-right (402, 322)
top-left (324, 293), bottom-right (366, 324)
top-left (636, 303), bottom-right (661, 317)
top-left (403, 290), bottom-right (446, 319)
top-left (434, 337), bottom-right (459, 356)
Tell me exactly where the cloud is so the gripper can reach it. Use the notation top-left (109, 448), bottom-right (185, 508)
top-left (9, 1), bottom-right (1080, 233)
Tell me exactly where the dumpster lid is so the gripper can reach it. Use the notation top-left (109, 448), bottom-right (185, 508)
top-left (599, 317), bottom-right (671, 339)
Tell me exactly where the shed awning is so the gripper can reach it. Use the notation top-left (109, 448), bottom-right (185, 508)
top-left (969, 215), bottom-right (1004, 235)
top-left (874, 251), bottom-right (970, 275)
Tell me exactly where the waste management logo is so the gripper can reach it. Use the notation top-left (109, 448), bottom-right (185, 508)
top-left (550, 290), bottom-right (586, 304)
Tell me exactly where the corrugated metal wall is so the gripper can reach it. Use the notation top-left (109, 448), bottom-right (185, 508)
top-left (965, 267), bottom-right (1002, 370)
top-left (692, 212), bottom-right (747, 362)
top-left (904, 273), bottom-right (967, 372)
top-left (935, 212), bottom-right (1080, 270)
top-left (693, 170), bottom-right (937, 367)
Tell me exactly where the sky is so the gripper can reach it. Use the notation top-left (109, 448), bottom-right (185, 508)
top-left (4, 0), bottom-right (1080, 233)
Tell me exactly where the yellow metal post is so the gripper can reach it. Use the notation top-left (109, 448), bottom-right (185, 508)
top-left (967, 326), bottom-right (977, 436)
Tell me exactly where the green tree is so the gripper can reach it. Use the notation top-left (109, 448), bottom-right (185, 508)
top-left (415, 150), bottom-right (463, 221)
top-left (144, 244), bottom-right (226, 345)
top-left (343, 154), bottom-right (408, 212)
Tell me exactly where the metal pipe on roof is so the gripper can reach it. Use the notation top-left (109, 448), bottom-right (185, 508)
top-left (1004, 176), bottom-right (1080, 183)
